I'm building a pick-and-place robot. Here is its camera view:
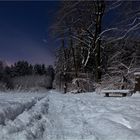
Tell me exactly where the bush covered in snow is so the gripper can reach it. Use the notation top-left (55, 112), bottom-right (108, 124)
top-left (12, 75), bottom-right (53, 91)
top-left (72, 78), bottom-right (95, 93)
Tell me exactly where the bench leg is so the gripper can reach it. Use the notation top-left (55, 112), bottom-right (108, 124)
top-left (122, 93), bottom-right (127, 97)
top-left (105, 93), bottom-right (109, 97)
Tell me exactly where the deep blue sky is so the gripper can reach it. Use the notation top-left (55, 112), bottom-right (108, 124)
top-left (0, 1), bottom-right (59, 65)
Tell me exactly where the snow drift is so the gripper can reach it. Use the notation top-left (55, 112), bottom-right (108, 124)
top-left (0, 91), bottom-right (140, 140)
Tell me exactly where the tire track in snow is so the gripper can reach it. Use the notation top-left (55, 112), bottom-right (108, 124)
top-left (0, 96), bottom-right (49, 140)
top-left (0, 96), bottom-right (45, 125)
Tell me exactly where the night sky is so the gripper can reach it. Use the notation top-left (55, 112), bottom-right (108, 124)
top-left (0, 1), bottom-right (59, 65)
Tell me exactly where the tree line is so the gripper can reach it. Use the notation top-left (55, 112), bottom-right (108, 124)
top-left (0, 61), bottom-right (54, 77)
top-left (0, 60), bottom-right (55, 89)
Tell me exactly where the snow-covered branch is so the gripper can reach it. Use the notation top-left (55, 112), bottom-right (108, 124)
top-left (106, 22), bottom-right (140, 44)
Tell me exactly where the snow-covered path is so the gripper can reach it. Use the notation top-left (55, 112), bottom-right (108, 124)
top-left (0, 91), bottom-right (140, 140)
top-left (45, 92), bottom-right (140, 140)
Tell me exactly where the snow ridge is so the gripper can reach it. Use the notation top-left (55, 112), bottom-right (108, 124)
top-left (0, 91), bottom-right (140, 140)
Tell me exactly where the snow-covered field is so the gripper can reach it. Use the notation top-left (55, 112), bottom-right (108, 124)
top-left (0, 91), bottom-right (140, 140)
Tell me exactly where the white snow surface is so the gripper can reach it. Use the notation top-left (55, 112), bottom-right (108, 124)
top-left (0, 91), bottom-right (140, 140)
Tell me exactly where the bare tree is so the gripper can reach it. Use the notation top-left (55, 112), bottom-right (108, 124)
top-left (53, 0), bottom-right (140, 87)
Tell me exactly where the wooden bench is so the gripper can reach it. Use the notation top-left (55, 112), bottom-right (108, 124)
top-left (101, 89), bottom-right (133, 97)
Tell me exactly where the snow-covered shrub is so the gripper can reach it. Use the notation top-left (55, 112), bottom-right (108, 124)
top-left (54, 71), bottom-right (95, 93)
top-left (100, 73), bottom-right (135, 90)
top-left (0, 82), bottom-right (6, 91)
top-left (12, 75), bottom-right (53, 91)
top-left (44, 75), bottom-right (53, 89)
top-left (71, 78), bottom-right (95, 93)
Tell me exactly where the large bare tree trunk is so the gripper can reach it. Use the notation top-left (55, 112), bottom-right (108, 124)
top-left (94, 1), bottom-right (105, 83)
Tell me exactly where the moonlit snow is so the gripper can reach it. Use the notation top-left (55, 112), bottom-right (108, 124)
top-left (0, 91), bottom-right (140, 140)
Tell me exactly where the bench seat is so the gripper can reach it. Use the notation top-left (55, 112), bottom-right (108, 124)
top-left (101, 89), bottom-right (133, 97)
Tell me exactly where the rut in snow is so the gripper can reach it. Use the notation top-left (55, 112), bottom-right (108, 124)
top-left (0, 96), bottom-right (45, 125)
top-left (0, 96), bottom-right (49, 140)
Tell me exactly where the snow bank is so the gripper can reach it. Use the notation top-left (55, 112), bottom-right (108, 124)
top-left (0, 92), bottom-right (48, 140)
top-left (0, 91), bottom-right (140, 140)
top-left (44, 92), bottom-right (140, 140)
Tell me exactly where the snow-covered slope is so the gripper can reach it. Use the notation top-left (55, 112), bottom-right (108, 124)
top-left (0, 91), bottom-right (140, 140)
top-left (44, 92), bottom-right (140, 140)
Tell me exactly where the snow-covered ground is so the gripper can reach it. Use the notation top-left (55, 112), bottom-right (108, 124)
top-left (0, 91), bottom-right (140, 140)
